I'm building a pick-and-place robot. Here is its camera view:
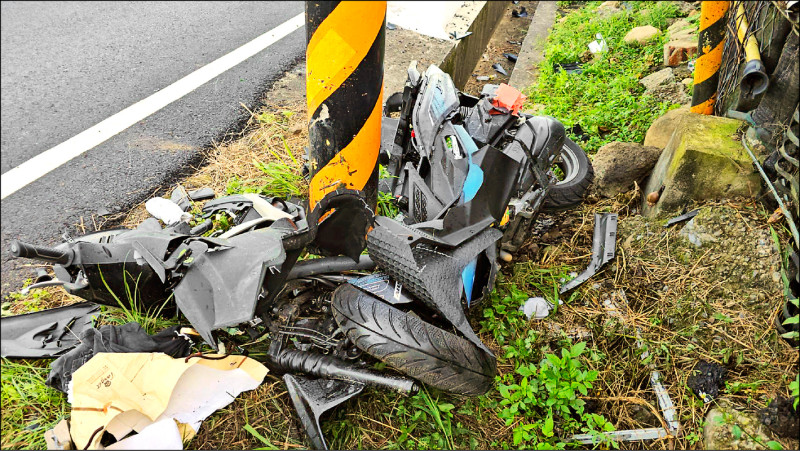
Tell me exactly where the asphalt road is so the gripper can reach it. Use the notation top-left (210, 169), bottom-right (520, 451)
top-left (0, 1), bottom-right (306, 293)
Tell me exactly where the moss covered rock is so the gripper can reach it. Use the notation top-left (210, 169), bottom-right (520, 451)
top-left (643, 113), bottom-right (762, 217)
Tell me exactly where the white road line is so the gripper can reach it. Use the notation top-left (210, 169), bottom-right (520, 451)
top-left (0, 12), bottom-right (305, 200)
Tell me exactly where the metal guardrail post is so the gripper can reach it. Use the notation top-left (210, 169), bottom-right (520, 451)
top-left (691, 1), bottom-right (730, 115)
top-left (305, 1), bottom-right (386, 259)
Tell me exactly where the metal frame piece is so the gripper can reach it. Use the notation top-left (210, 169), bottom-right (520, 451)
top-left (560, 213), bottom-right (617, 293)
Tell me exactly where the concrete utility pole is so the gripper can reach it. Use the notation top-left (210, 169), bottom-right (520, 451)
top-left (305, 1), bottom-right (386, 259)
top-left (691, 0), bottom-right (729, 115)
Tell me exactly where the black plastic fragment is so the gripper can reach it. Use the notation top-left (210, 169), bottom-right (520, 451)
top-left (554, 62), bottom-right (584, 74)
top-left (503, 52), bottom-right (518, 62)
top-left (46, 322), bottom-right (193, 393)
top-left (450, 31), bottom-right (473, 40)
top-left (492, 63), bottom-right (508, 76)
top-left (665, 209), bottom-right (699, 227)
top-left (170, 184), bottom-right (192, 212)
top-left (284, 374), bottom-right (364, 450)
top-left (512, 7), bottom-right (528, 17)
top-left (187, 187), bottom-right (215, 201)
top-left (1, 302), bottom-right (100, 359)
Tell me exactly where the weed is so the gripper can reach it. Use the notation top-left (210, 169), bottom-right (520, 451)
top-left (497, 341), bottom-right (616, 449)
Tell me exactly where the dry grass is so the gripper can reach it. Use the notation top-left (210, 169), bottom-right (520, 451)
top-left (118, 99), bottom-right (310, 229)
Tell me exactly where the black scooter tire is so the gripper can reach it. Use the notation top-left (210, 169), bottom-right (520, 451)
top-left (543, 138), bottom-right (594, 211)
top-left (331, 283), bottom-right (496, 396)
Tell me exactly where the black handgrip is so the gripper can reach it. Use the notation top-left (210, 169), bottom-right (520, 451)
top-left (9, 240), bottom-right (74, 265)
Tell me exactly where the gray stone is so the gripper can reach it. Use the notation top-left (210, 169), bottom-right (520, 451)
top-left (647, 83), bottom-right (691, 105)
top-left (640, 68), bottom-right (675, 91)
top-left (624, 25), bottom-right (661, 44)
top-left (592, 142), bottom-right (663, 197)
top-left (704, 402), bottom-right (774, 450)
top-left (667, 19), bottom-right (692, 35)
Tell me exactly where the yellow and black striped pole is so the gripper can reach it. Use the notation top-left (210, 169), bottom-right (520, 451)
top-left (691, 1), bottom-right (730, 115)
top-left (305, 1), bottom-right (385, 259)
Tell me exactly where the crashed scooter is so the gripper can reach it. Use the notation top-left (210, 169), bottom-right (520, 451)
top-left (6, 63), bottom-right (593, 449)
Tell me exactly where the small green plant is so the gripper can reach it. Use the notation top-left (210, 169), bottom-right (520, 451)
top-left (497, 342), bottom-right (616, 449)
top-left (791, 374), bottom-right (799, 410)
top-left (389, 388), bottom-right (474, 450)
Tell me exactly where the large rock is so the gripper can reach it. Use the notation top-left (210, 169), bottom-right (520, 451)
top-left (640, 68), bottom-right (675, 91)
top-left (643, 113), bottom-right (763, 217)
top-left (705, 402), bottom-right (775, 450)
top-left (624, 26), bottom-right (661, 44)
top-left (592, 142), bottom-right (662, 197)
top-left (644, 106), bottom-right (691, 149)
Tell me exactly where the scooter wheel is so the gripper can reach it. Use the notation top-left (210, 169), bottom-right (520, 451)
top-left (331, 283), bottom-right (496, 396)
top-left (543, 138), bottom-right (594, 211)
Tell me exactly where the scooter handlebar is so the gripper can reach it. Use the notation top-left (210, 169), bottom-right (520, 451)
top-left (9, 240), bottom-right (74, 265)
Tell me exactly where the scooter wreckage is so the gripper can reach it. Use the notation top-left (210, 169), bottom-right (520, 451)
top-left (5, 63), bottom-right (593, 449)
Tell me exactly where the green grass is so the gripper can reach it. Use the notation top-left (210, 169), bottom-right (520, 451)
top-left (526, 1), bottom-right (686, 153)
top-left (0, 360), bottom-right (69, 450)
top-left (226, 159), bottom-right (304, 198)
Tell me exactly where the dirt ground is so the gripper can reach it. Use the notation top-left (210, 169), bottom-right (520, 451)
top-left (462, 0), bottom-right (539, 96)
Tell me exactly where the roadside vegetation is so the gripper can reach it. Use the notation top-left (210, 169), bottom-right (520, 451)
top-left (2, 2), bottom-right (797, 450)
top-left (526, 1), bottom-right (687, 153)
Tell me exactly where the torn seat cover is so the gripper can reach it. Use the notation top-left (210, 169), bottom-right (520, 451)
top-left (173, 228), bottom-right (289, 346)
top-left (1, 302), bottom-right (100, 358)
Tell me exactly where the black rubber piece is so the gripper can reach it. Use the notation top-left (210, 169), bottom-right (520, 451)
top-left (543, 138), bottom-right (594, 212)
top-left (331, 283), bottom-right (496, 396)
top-left (287, 255), bottom-right (375, 280)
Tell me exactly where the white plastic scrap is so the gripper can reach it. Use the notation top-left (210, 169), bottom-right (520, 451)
top-left (145, 197), bottom-right (191, 226)
top-left (520, 297), bottom-right (552, 319)
top-left (588, 33), bottom-right (608, 55)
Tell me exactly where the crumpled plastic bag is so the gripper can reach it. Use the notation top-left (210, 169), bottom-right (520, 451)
top-left (69, 352), bottom-right (268, 449)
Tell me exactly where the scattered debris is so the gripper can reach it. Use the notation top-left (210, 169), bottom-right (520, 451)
top-left (507, 40), bottom-right (522, 45)
top-left (449, 30), bottom-right (472, 40)
top-left (560, 213), bottom-right (617, 293)
top-left (588, 33), bottom-right (608, 55)
top-left (1, 302), bottom-right (100, 358)
top-left (687, 360), bottom-right (728, 403)
top-left (145, 197), bottom-right (191, 225)
top-left (187, 187), bottom-right (215, 201)
top-left (47, 322), bottom-right (194, 393)
top-left (502, 52), bottom-right (518, 62)
top-left (68, 352), bottom-right (267, 449)
top-left (554, 62), bottom-right (583, 74)
top-left (511, 7), bottom-right (528, 18)
top-left (520, 297), bottom-right (553, 319)
top-left (284, 374), bottom-right (365, 450)
top-left (385, 22), bottom-right (397, 30)
top-left (43, 419), bottom-right (72, 450)
top-left (492, 62), bottom-right (508, 76)
top-left (664, 209), bottom-right (699, 227)
top-left (170, 184), bottom-right (192, 212)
